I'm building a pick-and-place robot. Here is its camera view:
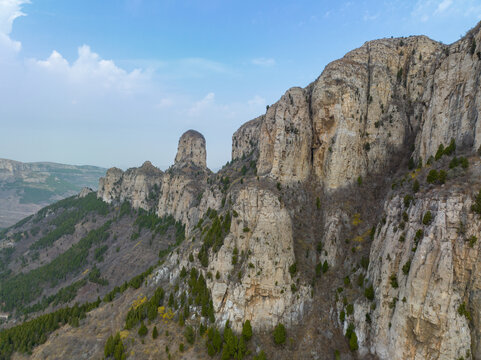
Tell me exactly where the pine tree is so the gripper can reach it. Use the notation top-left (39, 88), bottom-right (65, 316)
top-left (242, 320), bottom-right (253, 341)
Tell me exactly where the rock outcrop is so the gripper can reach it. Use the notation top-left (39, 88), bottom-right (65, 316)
top-left (86, 21), bottom-right (481, 360)
top-left (174, 130), bottom-right (207, 169)
top-left (416, 27), bottom-right (481, 163)
top-left (232, 116), bottom-right (263, 161)
top-left (351, 164), bottom-right (481, 360)
top-left (208, 187), bottom-right (310, 332)
top-left (97, 161), bottom-right (163, 210)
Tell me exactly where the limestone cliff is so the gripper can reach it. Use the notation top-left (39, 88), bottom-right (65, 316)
top-left (350, 159), bottom-right (481, 359)
top-left (97, 161), bottom-right (162, 210)
top-left (83, 21), bottom-right (481, 360)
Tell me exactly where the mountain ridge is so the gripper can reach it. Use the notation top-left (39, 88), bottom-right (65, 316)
top-left (1, 21), bottom-right (481, 360)
top-left (0, 158), bottom-right (106, 228)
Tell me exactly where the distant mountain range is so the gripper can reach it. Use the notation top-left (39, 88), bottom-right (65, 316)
top-left (0, 158), bottom-right (106, 228)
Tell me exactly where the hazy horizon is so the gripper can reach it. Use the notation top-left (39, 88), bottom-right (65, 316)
top-left (1, 0), bottom-right (480, 170)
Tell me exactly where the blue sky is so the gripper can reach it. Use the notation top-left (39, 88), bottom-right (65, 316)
top-left (0, 0), bottom-right (480, 170)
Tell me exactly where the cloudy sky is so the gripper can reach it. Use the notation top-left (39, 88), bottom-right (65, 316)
top-left (0, 0), bottom-right (480, 170)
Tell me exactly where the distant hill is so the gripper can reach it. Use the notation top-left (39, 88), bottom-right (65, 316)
top-left (0, 159), bottom-right (106, 227)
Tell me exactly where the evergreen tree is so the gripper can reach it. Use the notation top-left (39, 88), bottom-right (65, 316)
top-left (242, 320), bottom-right (253, 341)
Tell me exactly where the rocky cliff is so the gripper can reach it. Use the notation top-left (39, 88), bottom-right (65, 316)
top-left (7, 22), bottom-right (481, 360)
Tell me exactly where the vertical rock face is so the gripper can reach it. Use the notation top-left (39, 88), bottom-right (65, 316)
top-left (174, 130), bottom-right (207, 169)
top-left (249, 36), bottom-right (446, 189)
top-left (417, 26), bottom-right (481, 163)
top-left (97, 161), bottom-right (163, 210)
top-left (97, 167), bottom-right (124, 204)
top-left (91, 21), bottom-right (481, 360)
top-left (157, 130), bottom-right (212, 230)
top-left (310, 36), bottom-right (441, 188)
top-left (209, 187), bottom-right (310, 332)
top-left (353, 181), bottom-right (481, 360)
top-left (257, 87), bottom-right (312, 183)
top-left (232, 116), bottom-right (263, 161)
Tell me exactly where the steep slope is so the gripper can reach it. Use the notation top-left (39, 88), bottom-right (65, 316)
top-left (0, 158), bottom-right (106, 228)
top-left (1, 22), bottom-right (481, 360)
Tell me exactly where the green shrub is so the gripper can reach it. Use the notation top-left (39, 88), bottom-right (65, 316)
top-left (408, 157), bottom-right (415, 170)
top-left (289, 263), bottom-right (297, 276)
top-left (179, 343), bottom-right (185, 352)
top-left (253, 350), bottom-right (267, 360)
top-left (273, 323), bottom-right (286, 345)
top-left (427, 170), bottom-right (438, 183)
top-left (322, 260), bottom-right (329, 273)
top-left (404, 194), bottom-right (413, 208)
top-left (346, 303), bottom-right (354, 316)
top-left (357, 176), bottom-right (363, 186)
top-left (422, 211), bottom-right (432, 225)
top-left (138, 321), bottom-right (148, 337)
top-left (316, 197), bottom-right (321, 209)
top-left (357, 273), bottom-right (365, 287)
top-left (402, 260), bottom-right (411, 275)
top-left (152, 326), bottom-right (158, 339)
top-left (460, 157), bottom-right (469, 169)
top-left (444, 138), bottom-right (456, 156)
top-left (361, 256), bottom-right (369, 270)
top-left (184, 326), bottom-right (195, 344)
top-left (449, 157), bottom-right (459, 168)
top-left (469, 235), bottom-right (478, 248)
top-left (439, 170), bottom-right (447, 184)
top-left (471, 189), bottom-right (481, 215)
top-left (458, 302), bottom-right (472, 321)
top-left (390, 274), bottom-right (399, 288)
top-left (365, 285), bottom-right (374, 301)
top-left (340, 310), bottom-right (346, 322)
top-left (242, 320), bottom-right (252, 340)
top-left (104, 332), bottom-right (126, 360)
top-left (435, 144), bottom-right (445, 160)
top-left (349, 332), bottom-right (359, 351)
top-left (345, 323), bottom-right (358, 351)
top-left (412, 179), bottom-right (420, 192)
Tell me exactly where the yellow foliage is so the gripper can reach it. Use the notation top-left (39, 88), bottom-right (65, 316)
top-left (82, 268), bottom-right (89, 275)
top-left (133, 240), bottom-right (143, 249)
top-left (159, 307), bottom-right (174, 323)
top-left (352, 235), bottom-right (364, 243)
top-left (352, 213), bottom-right (362, 226)
top-left (119, 330), bottom-right (129, 339)
top-left (131, 295), bottom-right (147, 310)
top-left (410, 168), bottom-right (421, 179)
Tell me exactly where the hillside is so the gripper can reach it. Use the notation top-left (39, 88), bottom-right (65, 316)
top-left (0, 159), bottom-right (106, 228)
top-left (1, 21), bottom-right (481, 360)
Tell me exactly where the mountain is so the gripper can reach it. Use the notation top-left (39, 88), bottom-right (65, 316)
top-left (1, 21), bottom-right (481, 360)
top-left (0, 159), bottom-right (106, 228)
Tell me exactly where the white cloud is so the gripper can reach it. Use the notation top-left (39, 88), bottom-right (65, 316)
top-left (0, 0), bottom-right (29, 34)
top-left (0, 1), bottom-right (270, 170)
top-left (188, 92), bottom-right (216, 116)
top-left (363, 11), bottom-right (380, 21)
top-left (412, 0), bottom-right (481, 21)
top-left (30, 45), bottom-right (145, 93)
top-left (436, 0), bottom-right (452, 13)
top-left (0, 0), bottom-right (29, 55)
top-left (247, 95), bottom-right (265, 107)
top-left (251, 57), bottom-right (276, 67)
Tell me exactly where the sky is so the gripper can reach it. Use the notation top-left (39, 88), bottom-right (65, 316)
top-left (0, 0), bottom-right (480, 170)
